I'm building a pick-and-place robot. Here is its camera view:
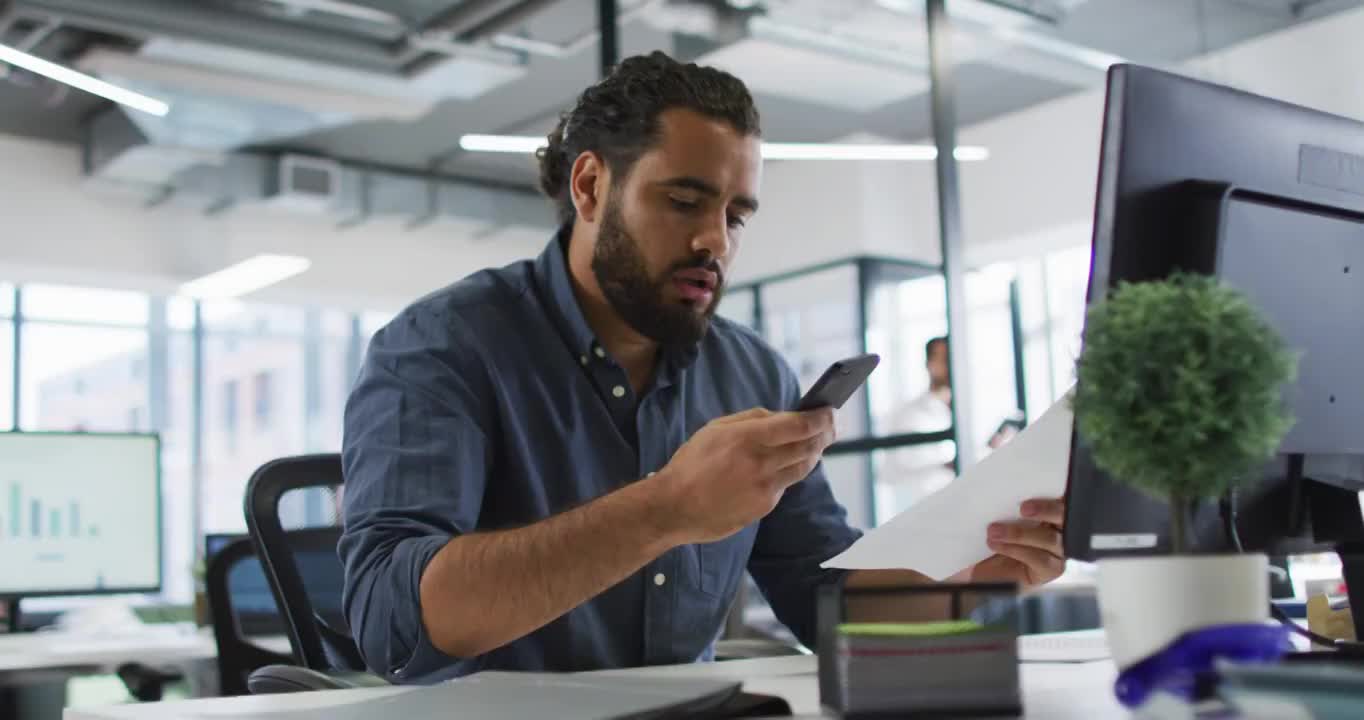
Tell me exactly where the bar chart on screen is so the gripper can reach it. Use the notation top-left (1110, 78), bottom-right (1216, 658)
top-left (0, 434), bottom-right (160, 596)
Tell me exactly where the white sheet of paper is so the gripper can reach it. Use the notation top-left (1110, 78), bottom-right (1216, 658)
top-left (822, 391), bottom-right (1074, 580)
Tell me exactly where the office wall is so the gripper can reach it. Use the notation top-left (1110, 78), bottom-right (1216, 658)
top-left (731, 143), bottom-right (943, 284)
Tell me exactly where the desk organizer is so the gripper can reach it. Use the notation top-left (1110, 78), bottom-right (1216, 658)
top-left (816, 581), bottom-right (1023, 717)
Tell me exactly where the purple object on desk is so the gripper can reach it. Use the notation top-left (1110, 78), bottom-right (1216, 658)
top-left (1114, 624), bottom-right (1292, 708)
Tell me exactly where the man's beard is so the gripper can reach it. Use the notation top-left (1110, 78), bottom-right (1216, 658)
top-left (591, 199), bottom-right (723, 351)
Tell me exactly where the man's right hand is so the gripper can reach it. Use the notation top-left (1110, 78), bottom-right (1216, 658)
top-left (649, 407), bottom-right (837, 545)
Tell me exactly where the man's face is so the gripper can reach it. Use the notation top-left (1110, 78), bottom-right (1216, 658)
top-left (927, 341), bottom-right (950, 387)
top-left (590, 108), bottom-right (761, 349)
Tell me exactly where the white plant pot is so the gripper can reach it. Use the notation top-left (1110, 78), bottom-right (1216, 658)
top-left (1097, 553), bottom-right (1270, 668)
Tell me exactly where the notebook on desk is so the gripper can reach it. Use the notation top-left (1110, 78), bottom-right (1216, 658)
top-left (185, 673), bottom-right (769, 720)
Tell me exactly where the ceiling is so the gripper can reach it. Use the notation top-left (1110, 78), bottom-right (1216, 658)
top-left (1, 0), bottom-right (1361, 194)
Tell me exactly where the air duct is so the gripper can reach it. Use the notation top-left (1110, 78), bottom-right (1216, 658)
top-left (83, 106), bottom-right (555, 233)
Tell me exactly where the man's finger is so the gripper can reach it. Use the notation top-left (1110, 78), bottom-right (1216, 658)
top-left (1020, 498), bottom-right (1065, 527)
top-left (985, 541), bottom-right (1065, 584)
top-left (713, 407), bottom-right (771, 425)
top-left (988, 521), bottom-right (1063, 556)
top-left (767, 428), bottom-right (836, 470)
top-left (772, 453), bottom-right (822, 490)
top-left (750, 408), bottom-right (834, 447)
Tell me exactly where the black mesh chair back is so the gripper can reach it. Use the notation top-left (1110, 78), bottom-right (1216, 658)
top-left (205, 537), bottom-right (295, 695)
top-left (243, 454), bottom-right (363, 672)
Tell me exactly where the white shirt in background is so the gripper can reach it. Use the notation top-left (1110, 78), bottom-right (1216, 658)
top-left (877, 389), bottom-right (957, 523)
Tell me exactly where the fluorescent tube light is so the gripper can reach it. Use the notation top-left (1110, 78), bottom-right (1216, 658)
top-left (179, 255), bottom-right (312, 300)
top-left (459, 134), bottom-right (547, 153)
top-left (0, 42), bottom-right (171, 116)
top-left (459, 134), bottom-right (989, 161)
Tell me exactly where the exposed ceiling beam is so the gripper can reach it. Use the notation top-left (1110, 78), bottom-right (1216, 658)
top-left (11, 0), bottom-right (410, 74)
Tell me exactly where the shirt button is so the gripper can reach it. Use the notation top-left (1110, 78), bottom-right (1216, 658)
top-left (654, 573), bottom-right (667, 587)
top-left (612, 385), bottom-right (626, 398)
top-left (595, 346), bottom-right (607, 358)
top-left (579, 355), bottom-right (589, 365)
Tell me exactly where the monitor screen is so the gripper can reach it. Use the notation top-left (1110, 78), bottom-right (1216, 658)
top-left (0, 433), bottom-right (161, 597)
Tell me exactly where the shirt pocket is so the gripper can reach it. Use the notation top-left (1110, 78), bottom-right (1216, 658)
top-left (696, 527), bottom-right (757, 599)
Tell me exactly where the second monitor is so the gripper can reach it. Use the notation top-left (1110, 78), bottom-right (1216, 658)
top-left (0, 432), bottom-right (161, 620)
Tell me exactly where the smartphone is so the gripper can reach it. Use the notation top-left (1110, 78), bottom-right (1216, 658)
top-left (796, 353), bottom-right (881, 411)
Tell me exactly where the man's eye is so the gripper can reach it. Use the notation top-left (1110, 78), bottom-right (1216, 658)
top-left (669, 197), bottom-right (699, 211)
top-left (727, 215), bottom-right (747, 229)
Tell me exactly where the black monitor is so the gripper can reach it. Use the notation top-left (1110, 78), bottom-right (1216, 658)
top-left (0, 432), bottom-right (161, 630)
top-left (1063, 65), bottom-right (1364, 619)
top-left (204, 533), bottom-right (285, 637)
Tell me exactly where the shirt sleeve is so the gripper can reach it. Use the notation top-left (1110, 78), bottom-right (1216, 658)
top-left (338, 307), bottom-right (491, 682)
top-left (746, 362), bottom-right (863, 650)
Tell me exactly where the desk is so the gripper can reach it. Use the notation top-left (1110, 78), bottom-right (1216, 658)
top-left (0, 626), bottom-right (291, 680)
top-left (64, 653), bottom-right (1126, 719)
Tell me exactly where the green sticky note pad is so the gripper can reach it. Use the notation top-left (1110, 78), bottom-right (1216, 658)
top-left (837, 620), bottom-right (984, 637)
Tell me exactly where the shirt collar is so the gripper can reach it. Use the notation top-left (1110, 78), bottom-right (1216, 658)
top-left (534, 228), bottom-right (600, 365)
top-left (533, 227), bottom-right (701, 382)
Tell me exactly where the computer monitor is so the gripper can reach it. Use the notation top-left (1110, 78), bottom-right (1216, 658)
top-left (1063, 65), bottom-right (1364, 616)
top-left (204, 532), bottom-right (285, 636)
top-left (0, 432), bottom-right (161, 608)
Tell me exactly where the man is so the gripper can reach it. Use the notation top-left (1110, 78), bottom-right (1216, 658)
top-left (340, 52), bottom-right (1066, 684)
top-left (880, 336), bottom-right (956, 519)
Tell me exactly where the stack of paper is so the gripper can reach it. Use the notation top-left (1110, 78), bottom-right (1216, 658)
top-left (832, 621), bottom-right (1020, 716)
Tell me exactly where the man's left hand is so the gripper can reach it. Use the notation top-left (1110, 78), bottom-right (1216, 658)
top-left (965, 498), bottom-right (1066, 589)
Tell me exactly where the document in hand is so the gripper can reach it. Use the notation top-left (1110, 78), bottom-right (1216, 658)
top-left (822, 391), bottom-right (1074, 580)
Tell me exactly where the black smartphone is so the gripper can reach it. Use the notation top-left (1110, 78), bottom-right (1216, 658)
top-left (796, 353), bottom-right (881, 411)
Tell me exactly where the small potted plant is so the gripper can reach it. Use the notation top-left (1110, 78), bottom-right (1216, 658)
top-left (1073, 272), bottom-right (1296, 669)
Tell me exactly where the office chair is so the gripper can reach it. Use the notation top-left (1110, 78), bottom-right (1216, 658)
top-left (204, 536), bottom-right (295, 696)
top-left (243, 454), bottom-right (387, 693)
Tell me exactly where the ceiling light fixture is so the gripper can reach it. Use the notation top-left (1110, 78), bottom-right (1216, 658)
top-left (458, 135), bottom-right (989, 161)
top-left (265, 0), bottom-right (404, 26)
top-left (179, 255), bottom-right (312, 299)
top-left (0, 41), bottom-right (171, 116)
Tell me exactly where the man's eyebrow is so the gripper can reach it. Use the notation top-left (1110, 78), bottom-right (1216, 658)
top-left (659, 177), bottom-right (759, 213)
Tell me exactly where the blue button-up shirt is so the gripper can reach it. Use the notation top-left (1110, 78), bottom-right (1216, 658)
top-left (340, 233), bottom-right (861, 684)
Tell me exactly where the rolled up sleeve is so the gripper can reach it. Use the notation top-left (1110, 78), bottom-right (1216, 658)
top-left (339, 309), bottom-right (491, 683)
top-left (746, 365), bottom-right (863, 650)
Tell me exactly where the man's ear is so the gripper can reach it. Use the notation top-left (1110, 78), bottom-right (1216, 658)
top-left (569, 151), bottom-right (609, 225)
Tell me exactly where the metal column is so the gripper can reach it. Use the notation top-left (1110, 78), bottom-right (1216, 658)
top-left (926, 0), bottom-right (977, 470)
top-left (598, 0), bottom-right (619, 79)
top-left (190, 302), bottom-right (204, 557)
top-left (9, 287), bottom-right (19, 428)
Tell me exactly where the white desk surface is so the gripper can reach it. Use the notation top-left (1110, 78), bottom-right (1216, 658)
top-left (64, 640), bottom-right (1126, 719)
top-left (0, 626), bottom-right (291, 674)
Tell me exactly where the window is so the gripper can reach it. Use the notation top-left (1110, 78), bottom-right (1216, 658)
top-left (312, 311), bottom-right (353, 452)
top-left (23, 284), bottom-right (148, 325)
top-left (162, 330), bottom-right (195, 602)
top-left (762, 265), bottom-right (865, 438)
top-left (202, 303), bottom-right (307, 533)
top-left (253, 371), bottom-right (273, 431)
top-left (222, 380), bottom-right (239, 450)
top-left (20, 324), bottom-right (149, 433)
top-left (717, 288), bottom-right (758, 331)
top-left (0, 323), bottom-right (12, 431)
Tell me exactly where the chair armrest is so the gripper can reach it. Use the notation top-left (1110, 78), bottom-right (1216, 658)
top-left (247, 664), bottom-right (389, 694)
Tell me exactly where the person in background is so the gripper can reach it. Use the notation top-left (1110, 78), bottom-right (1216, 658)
top-left (340, 52), bottom-right (1067, 685)
top-left (880, 336), bottom-right (956, 518)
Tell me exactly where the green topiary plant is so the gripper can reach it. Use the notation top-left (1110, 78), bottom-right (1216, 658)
top-left (1073, 272), bottom-right (1297, 554)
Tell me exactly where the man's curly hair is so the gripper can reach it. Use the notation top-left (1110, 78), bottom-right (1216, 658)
top-left (536, 51), bottom-right (761, 227)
